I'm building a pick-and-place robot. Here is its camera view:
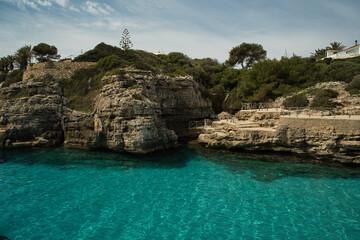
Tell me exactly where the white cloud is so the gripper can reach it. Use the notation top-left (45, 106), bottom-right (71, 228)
top-left (81, 1), bottom-right (113, 15)
top-left (2, 0), bottom-right (68, 10)
top-left (18, 0), bottom-right (39, 10)
top-left (53, 0), bottom-right (67, 7)
top-left (36, 0), bottom-right (51, 7)
top-left (1, 0), bottom-right (359, 62)
top-left (69, 5), bottom-right (80, 12)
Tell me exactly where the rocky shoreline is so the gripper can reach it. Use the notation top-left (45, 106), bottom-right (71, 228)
top-left (0, 67), bottom-right (214, 153)
top-left (0, 64), bottom-right (359, 165)
top-left (198, 110), bottom-right (360, 165)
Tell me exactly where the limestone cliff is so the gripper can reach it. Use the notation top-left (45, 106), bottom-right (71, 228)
top-left (198, 111), bottom-right (360, 164)
top-left (0, 65), bottom-right (213, 153)
top-left (62, 70), bottom-right (213, 152)
top-left (0, 80), bottom-right (64, 148)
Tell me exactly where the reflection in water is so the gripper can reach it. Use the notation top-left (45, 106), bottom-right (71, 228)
top-left (0, 146), bottom-right (191, 170)
top-left (189, 144), bottom-right (360, 182)
top-left (1, 145), bottom-right (360, 182)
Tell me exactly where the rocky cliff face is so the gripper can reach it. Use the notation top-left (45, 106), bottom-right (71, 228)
top-left (198, 111), bottom-right (360, 164)
top-left (0, 66), bottom-right (213, 153)
top-left (0, 80), bottom-right (64, 148)
top-left (148, 73), bottom-right (214, 139)
top-left (277, 118), bottom-right (360, 163)
top-left (22, 61), bottom-right (95, 81)
top-left (62, 70), bottom-right (213, 152)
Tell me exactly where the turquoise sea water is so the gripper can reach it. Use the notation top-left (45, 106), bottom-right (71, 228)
top-left (0, 146), bottom-right (360, 240)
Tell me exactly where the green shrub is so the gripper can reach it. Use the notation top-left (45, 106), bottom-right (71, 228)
top-left (324, 61), bottom-right (360, 83)
top-left (73, 42), bottom-right (123, 62)
top-left (348, 75), bottom-right (360, 89)
top-left (132, 62), bottom-right (154, 71)
top-left (132, 93), bottom-right (144, 100)
top-left (96, 55), bottom-right (123, 71)
top-left (2, 69), bottom-right (24, 88)
top-left (312, 88), bottom-right (339, 98)
top-left (0, 73), bottom-right (6, 83)
top-left (59, 66), bottom-right (103, 111)
top-left (283, 93), bottom-right (309, 108)
top-left (106, 68), bottom-right (126, 76)
top-left (207, 85), bottom-right (226, 114)
top-left (128, 84), bottom-right (141, 90)
top-left (33, 74), bottom-right (55, 83)
top-left (169, 69), bottom-right (187, 77)
top-left (11, 89), bottom-right (30, 99)
top-left (45, 61), bottom-right (56, 69)
top-left (310, 96), bottom-right (336, 109)
top-left (347, 88), bottom-right (360, 95)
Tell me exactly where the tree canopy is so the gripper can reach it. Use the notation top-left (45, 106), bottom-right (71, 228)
top-left (2, 40), bottom-right (360, 113)
top-left (227, 43), bottom-right (267, 69)
top-left (15, 45), bottom-right (32, 69)
top-left (0, 55), bottom-right (15, 72)
top-left (311, 41), bottom-right (346, 60)
top-left (329, 41), bottom-right (346, 51)
top-left (33, 43), bottom-right (60, 62)
top-left (119, 29), bottom-right (133, 51)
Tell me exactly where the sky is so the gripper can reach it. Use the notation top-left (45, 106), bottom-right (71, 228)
top-left (0, 0), bottom-right (359, 62)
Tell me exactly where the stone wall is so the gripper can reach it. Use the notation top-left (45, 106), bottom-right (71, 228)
top-left (22, 61), bottom-right (96, 81)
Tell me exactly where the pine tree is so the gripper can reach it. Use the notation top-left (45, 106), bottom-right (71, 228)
top-left (119, 29), bottom-right (133, 51)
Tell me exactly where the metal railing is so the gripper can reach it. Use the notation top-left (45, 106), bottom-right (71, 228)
top-left (188, 120), bottom-right (205, 129)
top-left (280, 107), bottom-right (359, 118)
top-left (240, 102), bottom-right (279, 110)
top-left (188, 119), bottom-right (213, 129)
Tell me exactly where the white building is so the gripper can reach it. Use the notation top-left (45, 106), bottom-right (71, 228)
top-left (155, 50), bottom-right (165, 55)
top-left (325, 40), bottom-right (360, 59)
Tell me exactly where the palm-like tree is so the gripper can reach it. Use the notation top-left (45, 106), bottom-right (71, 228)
top-left (0, 57), bottom-right (8, 72)
top-left (15, 45), bottom-right (32, 69)
top-left (311, 48), bottom-right (327, 60)
top-left (6, 55), bottom-right (15, 71)
top-left (328, 42), bottom-right (346, 51)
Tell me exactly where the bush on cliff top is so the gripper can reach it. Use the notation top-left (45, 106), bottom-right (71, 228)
top-left (1, 69), bottom-right (24, 88)
top-left (59, 65), bottom-right (103, 112)
top-left (0, 73), bottom-right (6, 83)
top-left (345, 75), bottom-right (360, 95)
top-left (73, 43), bottom-right (159, 72)
top-left (73, 43), bottom-right (224, 85)
top-left (74, 43), bottom-right (123, 62)
top-left (310, 96), bottom-right (336, 109)
top-left (283, 93), bottom-right (309, 108)
top-left (71, 42), bottom-right (360, 113)
top-left (348, 75), bottom-right (360, 89)
top-left (310, 88), bottom-right (339, 98)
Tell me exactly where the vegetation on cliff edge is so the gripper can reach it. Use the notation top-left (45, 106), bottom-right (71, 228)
top-left (2, 41), bottom-right (360, 113)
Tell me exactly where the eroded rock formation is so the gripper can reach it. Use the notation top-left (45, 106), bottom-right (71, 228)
top-left (0, 67), bottom-right (214, 153)
top-left (62, 70), bottom-right (213, 152)
top-left (0, 80), bottom-right (64, 148)
top-left (198, 111), bottom-right (360, 164)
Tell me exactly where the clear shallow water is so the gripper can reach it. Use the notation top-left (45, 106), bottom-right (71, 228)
top-left (0, 146), bottom-right (360, 240)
